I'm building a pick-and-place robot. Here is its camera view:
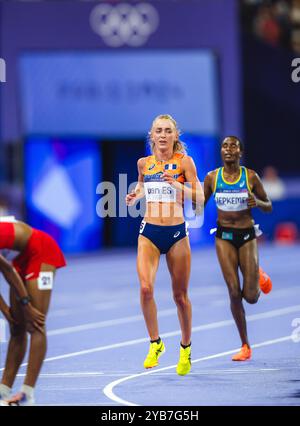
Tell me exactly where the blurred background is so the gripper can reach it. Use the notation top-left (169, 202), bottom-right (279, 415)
top-left (0, 0), bottom-right (299, 254)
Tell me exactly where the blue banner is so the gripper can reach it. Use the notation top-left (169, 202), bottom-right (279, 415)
top-left (20, 51), bottom-right (220, 137)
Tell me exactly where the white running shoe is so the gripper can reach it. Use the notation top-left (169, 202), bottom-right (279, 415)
top-left (0, 393), bottom-right (10, 401)
top-left (0, 392), bottom-right (35, 406)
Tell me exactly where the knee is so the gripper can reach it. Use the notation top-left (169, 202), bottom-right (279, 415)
top-left (242, 289), bottom-right (260, 304)
top-left (140, 282), bottom-right (154, 302)
top-left (9, 324), bottom-right (26, 338)
top-left (173, 291), bottom-right (189, 309)
top-left (25, 323), bottom-right (46, 336)
top-left (227, 286), bottom-right (242, 303)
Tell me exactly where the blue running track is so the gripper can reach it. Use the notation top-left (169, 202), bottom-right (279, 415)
top-left (0, 244), bottom-right (299, 406)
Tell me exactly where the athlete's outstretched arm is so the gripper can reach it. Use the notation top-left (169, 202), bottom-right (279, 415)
top-left (126, 158), bottom-right (146, 206)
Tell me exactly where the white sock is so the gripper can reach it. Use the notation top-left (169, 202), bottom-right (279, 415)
top-left (0, 383), bottom-right (11, 398)
top-left (21, 384), bottom-right (34, 399)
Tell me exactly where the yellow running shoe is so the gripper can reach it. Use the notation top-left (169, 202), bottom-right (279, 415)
top-left (176, 345), bottom-right (191, 376)
top-left (143, 340), bottom-right (165, 369)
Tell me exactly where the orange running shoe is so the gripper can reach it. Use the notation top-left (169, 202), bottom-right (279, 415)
top-left (259, 267), bottom-right (272, 294)
top-left (232, 344), bottom-right (252, 361)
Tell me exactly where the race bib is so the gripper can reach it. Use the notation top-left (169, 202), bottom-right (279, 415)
top-left (0, 215), bottom-right (16, 222)
top-left (38, 272), bottom-right (54, 290)
top-left (214, 190), bottom-right (249, 212)
top-left (144, 182), bottom-right (176, 203)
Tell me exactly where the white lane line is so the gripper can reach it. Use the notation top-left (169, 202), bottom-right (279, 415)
top-left (0, 336), bottom-right (151, 370)
top-left (48, 285), bottom-right (300, 319)
top-left (16, 372), bottom-right (104, 378)
top-left (46, 303), bottom-right (300, 337)
top-left (15, 367), bottom-right (286, 380)
top-left (48, 285), bottom-right (223, 319)
top-left (1, 304), bottom-right (299, 371)
top-left (2, 301), bottom-right (299, 342)
top-left (47, 309), bottom-right (176, 336)
top-left (50, 301), bottom-right (121, 318)
top-left (103, 335), bottom-right (293, 406)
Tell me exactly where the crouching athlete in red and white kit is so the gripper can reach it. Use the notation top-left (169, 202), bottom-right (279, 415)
top-left (0, 217), bottom-right (66, 405)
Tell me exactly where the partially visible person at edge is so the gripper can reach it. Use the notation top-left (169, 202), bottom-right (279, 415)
top-left (261, 165), bottom-right (285, 201)
top-left (0, 217), bottom-right (66, 405)
top-left (204, 136), bottom-right (272, 361)
top-left (126, 114), bottom-right (204, 375)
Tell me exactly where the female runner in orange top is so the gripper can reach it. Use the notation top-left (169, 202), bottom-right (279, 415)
top-left (126, 115), bottom-right (204, 375)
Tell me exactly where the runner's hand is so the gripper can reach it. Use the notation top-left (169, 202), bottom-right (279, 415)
top-left (162, 173), bottom-right (182, 190)
top-left (23, 304), bottom-right (45, 333)
top-left (126, 191), bottom-right (137, 206)
top-left (247, 192), bottom-right (258, 208)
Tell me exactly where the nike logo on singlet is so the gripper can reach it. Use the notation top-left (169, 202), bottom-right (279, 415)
top-left (25, 272), bottom-right (34, 279)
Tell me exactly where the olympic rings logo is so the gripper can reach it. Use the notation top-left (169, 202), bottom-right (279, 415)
top-left (90, 2), bottom-right (159, 47)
